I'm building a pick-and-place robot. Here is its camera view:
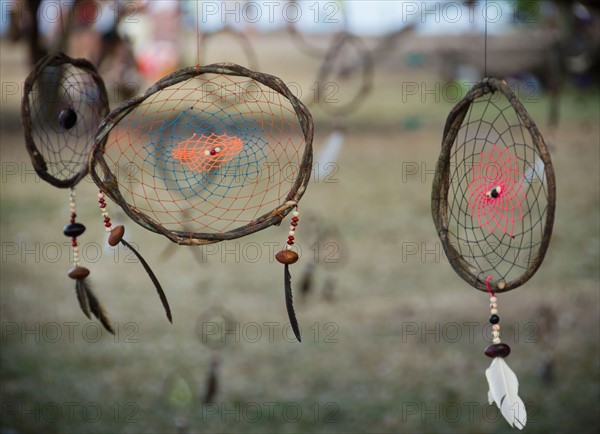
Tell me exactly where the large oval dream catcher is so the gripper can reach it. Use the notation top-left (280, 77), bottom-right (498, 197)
top-left (432, 78), bottom-right (556, 429)
top-left (90, 63), bottom-right (313, 341)
top-left (21, 52), bottom-right (117, 332)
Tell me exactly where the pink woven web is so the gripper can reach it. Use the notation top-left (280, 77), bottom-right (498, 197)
top-left (467, 145), bottom-right (526, 238)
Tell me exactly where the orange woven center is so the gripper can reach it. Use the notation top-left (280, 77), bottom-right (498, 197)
top-left (172, 133), bottom-right (244, 172)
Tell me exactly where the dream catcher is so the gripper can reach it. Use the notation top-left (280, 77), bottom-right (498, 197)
top-left (310, 31), bottom-right (373, 118)
top-left (198, 27), bottom-right (259, 71)
top-left (432, 78), bottom-right (556, 429)
top-left (90, 63), bottom-right (313, 341)
top-left (21, 52), bottom-right (114, 331)
top-left (285, 0), bottom-right (347, 59)
top-left (309, 31), bottom-right (372, 187)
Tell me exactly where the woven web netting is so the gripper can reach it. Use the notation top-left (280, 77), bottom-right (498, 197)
top-left (22, 53), bottom-right (108, 187)
top-left (98, 71), bottom-right (307, 236)
top-left (446, 88), bottom-right (552, 285)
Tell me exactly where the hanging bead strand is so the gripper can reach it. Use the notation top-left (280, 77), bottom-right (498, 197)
top-left (484, 277), bottom-right (511, 358)
top-left (276, 207), bottom-right (300, 264)
top-left (64, 188), bottom-right (89, 279)
top-left (98, 189), bottom-right (126, 246)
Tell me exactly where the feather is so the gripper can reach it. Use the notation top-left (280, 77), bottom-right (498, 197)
top-left (315, 130), bottom-right (344, 180)
top-left (485, 357), bottom-right (527, 430)
top-left (284, 264), bottom-right (301, 342)
top-left (203, 355), bottom-right (220, 404)
top-left (77, 279), bottom-right (115, 335)
top-left (299, 263), bottom-right (315, 297)
top-left (74, 279), bottom-right (91, 319)
top-left (121, 238), bottom-right (172, 323)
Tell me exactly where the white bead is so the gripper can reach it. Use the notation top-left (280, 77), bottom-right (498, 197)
top-left (102, 212), bottom-right (109, 218)
top-left (490, 308), bottom-right (498, 315)
top-left (98, 192), bottom-right (104, 198)
top-left (105, 227), bottom-right (112, 232)
top-left (496, 186), bottom-right (502, 194)
top-left (214, 147), bottom-right (221, 152)
top-left (292, 211), bottom-right (299, 217)
top-left (490, 303), bottom-right (497, 309)
top-left (285, 244), bottom-right (292, 250)
top-left (100, 208), bottom-right (106, 213)
top-left (288, 231), bottom-right (295, 236)
top-left (492, 331), bottom-right (500, 337)
top-left (289, 226), bottom-right (295, 231)
top-left (204, 150), bottom-right (210, 156)
top-left (490, 296), bottom-right (497, 303)
top-left (492, 337), bottom-right (501, 344)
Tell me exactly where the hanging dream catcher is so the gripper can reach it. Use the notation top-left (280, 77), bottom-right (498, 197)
top-left (21, 52), bottom-right (115, 331)
top-left (310, 31), bottom-right (373, 118)
top-left (432, 78), bottom-right (556, 429)
top-left (198, 27), bottom-right (259, 72)
top-left (90, 63), bottom-right (314, 341)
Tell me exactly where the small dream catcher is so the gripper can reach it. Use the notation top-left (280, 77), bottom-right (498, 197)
top-left (90, 63), bottom-right (313, 341)
top-left (21, 52), bottom-right (114, 331)
top-left (432, 78), bottom-right (556, 429)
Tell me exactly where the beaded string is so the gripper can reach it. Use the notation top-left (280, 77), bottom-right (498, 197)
top-left (69, 188), bottom-right (80, 267)
top-left (484, 275), bottom-right (510, 358)
top-left (486, 276), bottom-right (501, 345)
top-left (98, 189), bottom-right (113, 232)
top-left (64, 187), bottom-right (89, 280)
top-left (285, 208), bottom-right (300, 250)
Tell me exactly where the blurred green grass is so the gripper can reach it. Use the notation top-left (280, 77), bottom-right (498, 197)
top-left (1, 32), bottom-right (599, 434)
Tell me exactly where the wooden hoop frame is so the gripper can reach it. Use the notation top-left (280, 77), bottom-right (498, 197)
top-left (90, 63), bottom-right (314, 246)
top-left (21, 52), bottom-right (109, 188)
top-left (431, 78), bottom-right (556, 293)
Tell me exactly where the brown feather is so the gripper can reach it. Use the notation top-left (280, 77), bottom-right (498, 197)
top-left (77, 279), bottom-right (115, 334)
top-left (284, 264), bottom-right (301, 342)
top-left (74, 278), bottom-right (91, 319)
top-left (121, 238), bottom-right (172, 323)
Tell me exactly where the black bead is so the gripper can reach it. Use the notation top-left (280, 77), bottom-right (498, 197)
top-left (491, 188), bottom-right (499, 198)
top-left (489, 314), bottom-right (500, 324)
top-left (59, 108), bottom-right (77, 130)
top-left (63, 222), bottom-right (86, 237)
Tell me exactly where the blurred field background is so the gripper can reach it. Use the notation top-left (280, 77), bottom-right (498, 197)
top-left (1, 1), bottom-right (599, 433)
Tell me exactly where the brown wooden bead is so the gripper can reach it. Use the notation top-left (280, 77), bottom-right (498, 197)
top-left (275, 250), bottom-right (299, 265)
top-left (68, 266), bottom-right (90, 280)
top-left (108, 225), bottom-right (125, 246)
top-left (484, 343), bottom-right (511, 358)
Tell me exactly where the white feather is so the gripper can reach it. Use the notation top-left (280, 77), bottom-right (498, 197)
top-left (314, 130), bottom-right (344, 180)
top-left (485, 357), bottom-right (527, 430)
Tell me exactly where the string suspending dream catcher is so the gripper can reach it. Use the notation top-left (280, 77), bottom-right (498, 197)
top-left (21, 52), bottom-right (115, 331)
top-left (432, 78), bottom-right (556, 429)
top-left (90, 63), bottom-right (313, 341)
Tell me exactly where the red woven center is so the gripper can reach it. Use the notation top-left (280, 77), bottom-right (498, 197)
top-left (467, 145), bottom-right (526, 237)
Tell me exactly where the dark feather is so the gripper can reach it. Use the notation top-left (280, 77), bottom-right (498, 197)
top-left (121, 238), bottom-right (172, 323)
top-left (74, 278), bottom-right (91, 318)
top-left (299, 263), bottom-right (314, 297)
top-left (284, 264), bottom-right (301, 342)
top-left (203, 355), bottom-right (220, 404)
top-left (77, 278), bottom-right (115, 334)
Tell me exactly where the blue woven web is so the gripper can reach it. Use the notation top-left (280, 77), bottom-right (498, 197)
top-left (145, 106), bottom-right (269, 200)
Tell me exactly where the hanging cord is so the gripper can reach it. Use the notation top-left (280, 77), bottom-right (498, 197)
top-left (483, 0), bottom-right (488, 77)
top-left (485, 275), bottom-right (495, 298)
top-left (196, 0), bottom-right (201, 66)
